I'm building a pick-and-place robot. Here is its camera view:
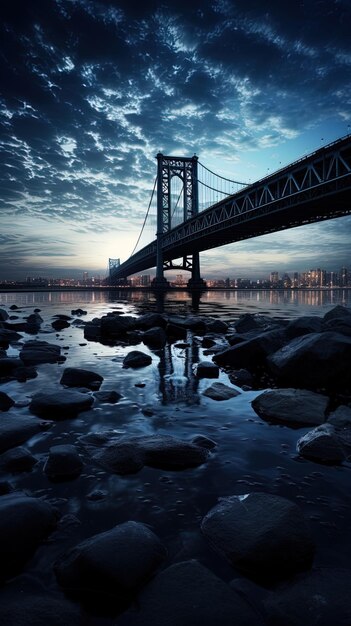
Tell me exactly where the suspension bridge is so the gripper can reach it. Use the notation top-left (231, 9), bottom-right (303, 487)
top-left (109, 134), bottom-right (351, 288)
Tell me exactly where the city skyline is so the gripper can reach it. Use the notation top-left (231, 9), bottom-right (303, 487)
top-left (1, 1), bottom-right (351, 280)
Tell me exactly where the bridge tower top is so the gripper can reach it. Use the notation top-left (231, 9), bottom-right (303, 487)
top-left (156, 153), bottom-right (199, 235)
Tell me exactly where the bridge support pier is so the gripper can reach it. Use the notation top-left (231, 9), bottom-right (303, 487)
top-left (187, 251), bottom-right (207, 290)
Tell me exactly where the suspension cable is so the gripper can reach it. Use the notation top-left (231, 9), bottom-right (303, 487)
top-left (197, 179), bottom-right (232, 195)
top-left (198, 161), bottom-right (247, 186)
top-left (130, 176), bottom-right (157, 257)
top-left (170, 187), bottom-right (183, 221)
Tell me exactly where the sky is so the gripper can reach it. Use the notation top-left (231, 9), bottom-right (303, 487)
top-left (1, 0), bottom-right (351, 281)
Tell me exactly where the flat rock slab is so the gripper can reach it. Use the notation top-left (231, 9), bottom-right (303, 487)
top-left (201, 492), bottom-right (314, 582)
top-left (252, 388), bottom-right (328, 426)
top-left (118, 559), bottom-right (265, 626)
top-left (54, 521), bottom-right (166, 602)
top-left (0, 414), bottom-right (49, 453)
top-left (264, 567), bottom-right (351, 626)
top-left (296, 424), bottom-right (346, 463)
top-left (60, 367), bottom-right (103, 390)
top-left (203, 382), bottom-right (241, 401)
top-left (19, 341), bottom-right (63, 365)
top-left (81, 433), bottom-right (211, 474)
top-left (123, 351), bottom-right (152, 368)
top-left (0, 493), bottom-right (56, 582)
top-left (30, 390), bottom-right (94, 419)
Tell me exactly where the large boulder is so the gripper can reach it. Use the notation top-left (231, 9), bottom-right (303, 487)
top-left (100, 314), bottom-right (136, 338)
top-left (0, 414), bottom-right (49, 453)
top-left (136, 313), bottom-right (167, 329)
top-left (285, 316), bottom-right (323, 339)
top-left (213, 328), bottom-right (286, 370)
top-left (0, 328), bottom-right (22, 347)
top-left (201, 493), bottom-right (314, 582)
top-left (296, 424), bottom-right (346, 463)
top-left (117, 560), bottom-right (265, 626)
top-left (19, 341), bottom-right (63, 365)
top-left (203, 382), bottom-right (241, 401)
top-left (0, 589), bottom-right (81, 626)
top-left (267, 332), bottom-right (351, 390)
top-left (142, 327), bottom-right (167, 348)
top-left (123, 351), bottom-right (152, 368)
top-left (60, 367), bottom-right (103, 390)
top-left (194, 361), bottom-right (219, 378)
top-left (30, 390), bottom-right (94, 419)
top-left (44, 444), bottom-right (83, 480)
top-left (0, 493), bottom-right (56, 582)
top-left (251, 388), bottom-right (328, 426)
top-left (54, 521), bottom-right (166, 602)
top-left (0, 446), bottom-right (37, 472)
top-left (0, 308), bottom-right (9, 321)
top-left (323, 305), bottom-right (351, 322)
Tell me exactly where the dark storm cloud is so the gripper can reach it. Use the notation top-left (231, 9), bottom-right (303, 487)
top-left (0, 0), bottom-right (350, 277)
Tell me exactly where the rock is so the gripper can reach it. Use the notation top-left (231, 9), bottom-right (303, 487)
top-left (203, 382), bottom-right (241, 401)
top-left (234, 313), bottom-right (277, 334)
top-left (14, 365), bottom-right (38, 382)
top-left (201, 336), bottom-right (216, 349)
top-left (136, 313), bottom-right (167, 329)
top-left (100, 314), bottom-right (136, 338)
top-left (0, 308), bottom-right (9, 321)
top-left (54, 521), bottom-right (166, 602)
top-left (0, 493), bottom-right (56, 582)
top-left (71, 308), bottom-right (87, 315)
top-left (0, 414), bottom-right (49, 453)
top-left (252, 388), bottom-right (328, 426)
top-left (44, 444), bottom-right (83, 480)
top-left (0, 357), bottom-right (24, 377)
top-left (9, 304), bottom-right (18, 310)
top-left (214, 328), bottom-right (286, 370)
top-left (123, 351), bottom-right (152, 368)
top-left (53, 314), bottom-right (72, 321)
top-left (206, 319), bottom-right (229, 333)
top-left (327, 405), bottom-right (351, 427)
top-left (201, 493), bottom-right (314, 582)
top-left (117, 560), bottom-right (265, 626)
top-left (191, 435), bottom-right (217, 449)
top-left (26, 312), bottom-right (43, 326)
top-left (323, 305), bottom-right (351, 322)
top-left (285, 316), bottom-right (323, 339)
top-left (0, 446), bottom-right (37, 471)
top-left (142, 327), bottom-right (167, 348)
top-left (0, 328), bottom-right (23, 346)
top-left (84, 319), bottom-right (101, 340)
top-left (0, 391), bottom-right (15, 411)
top-left (264, 567), bottom-right (351, 626)
top-left (60, 367), bottom-right (103, 390)
top-left (194, 360), bottom-right (219, 378)
top-left (166, 323), bottom-right (187, 340)
top-left (19, 341), bottom-right (63, 365)
top-left (0, 589), bottom-right (81, 626)
top-left (323, 316), bottom-right (351, 336)
top-left (229, 368), bottom-right (253, 387)
top-left (94, 390), bottom-right (122, 403)
top-left (83, 433), bottom-right (211, 474)
top-left (30, 390), bottom-right (94, 419)
top-left (267, 332), bottom-right (351, 390)
top-left (296, 424), bottom-right (346, 463)
top-left (52, 319), bottom-right (70, 331)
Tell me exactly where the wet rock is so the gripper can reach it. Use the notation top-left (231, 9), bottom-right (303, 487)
top-left (94, 390), bottom-right (122, 403)
top-left (136, 313), bottom-right (167, 329)
top-left (123, 350), bottom-right (152, 368)
top-left (323, 305), bottom-right (351, 322)
top-left (52, 319), bottom-right (70, 331)
top-left (44, 444), bottom-right (83, 480)
top-left (9, 304), bottom-right (18, 310)
top-left (296, 424), bottom-right (346, 463)
top-left (19, 340), bottom-right (63, 365)
top-left (0, 391), bottom-right (15, 411)
top-left (267, 331), bottom-right (351, 391)
top-left (201, 493), bottom-right (314, 582)
top-left (0, 493), bottom-right (56, 582)
top-left (142, 326), bottom-right (167, 348)
top-left (0, 589), bottom-right (81, 626)
top-left (71, 308), bottom-right (87, 315)
top-left (0, 357), bottom-right (24, 377)
top-left (100, 314), bottom-right (136, 338)
top-left (166, 322), bottom-right (187, 340)
top-left (264, 567), bottom-right (351, 626)
top-left (0, 348), bottom-right (6, 358)
top-left (252, 388), bottom-right (328, 426)
top-left (54, 521), bottom-right (166, 602)
top-left (60, 367), bottom-right (103, 390)
top-left (327, 405), bottom-right (351, 427)
top-left (26, 312), bottom-right (43, 331)
top-left (0, 446), bottom-right (37, 471)
top-left (201, 336), bottom-right (216, 348)
top-left (191, 435), bottom-right (217, 449)
top-left (118, 559), bottom-right (265, 626)
top-left (229, 368), bottom-right (253, 387)
top-left (203, 382), bottom-right (241, 400)
top-left (0, 414), bottom-right (49, 453)
top-left (206, 319), bottom-right (229, 333)
top-left (83, 433), bottom-right (211, 474)
top-left (84, 319), bottom-right (101, 340)
top-left (0, 308), bottom-right (9, 321)
top-left (234, 313), bottom-right (278, 334)
top-left (194, 360), bottom-right (219, 378)
top-left (0, 480), bottom-right (13, 494)
top-left (13, 365), bottom-right (38, 382)
top-left (0, 328), bottom-right (25, 346)
top-left (285, 316), bottom-right (323, 339)
top-left (53, 314), bottom-right (72, 321)
top-left (214, 328), bottom-right (286, 370)
top-left (30, 390), bottom-right (94, 419)
top-left (323, 316), bottom-right (351, 336)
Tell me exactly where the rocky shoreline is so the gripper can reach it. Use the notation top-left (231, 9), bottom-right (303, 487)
top-left (0, 302), bottom-right (350, 625)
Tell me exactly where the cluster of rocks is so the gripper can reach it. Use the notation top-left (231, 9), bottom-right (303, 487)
top-left (0, 301), bottom-right (351, 624)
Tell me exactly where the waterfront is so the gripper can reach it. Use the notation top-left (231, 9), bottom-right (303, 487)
top-left (0, 289), bottom-right (351, 623)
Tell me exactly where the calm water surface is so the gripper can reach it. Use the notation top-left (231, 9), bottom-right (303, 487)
top-left (0, 289), bottom-right (350, 620)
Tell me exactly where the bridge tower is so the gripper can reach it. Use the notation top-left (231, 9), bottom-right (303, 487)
top-left (153, 153), bottom-right (206, 289)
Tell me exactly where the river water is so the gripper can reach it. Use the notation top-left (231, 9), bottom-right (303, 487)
top-left (0, 289), bottom-right (350, 621)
